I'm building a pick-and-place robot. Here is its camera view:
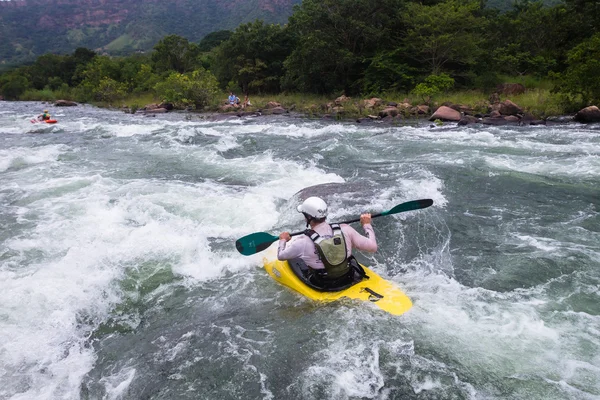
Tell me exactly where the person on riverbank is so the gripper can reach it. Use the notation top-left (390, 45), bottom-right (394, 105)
top-left (242, 94), bottom-right (251, 109)
top-left (37, 110), bottom-right (51, 121)
top-left (277, 197), bottom-right (377, 288)
top-left (228, 92), bottom-right (238, 107)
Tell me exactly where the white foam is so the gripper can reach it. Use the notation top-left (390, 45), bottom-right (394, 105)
top-left (100, 367), bottom-right (136, 400)
top-left (0, 144), bottom-right (67, 172)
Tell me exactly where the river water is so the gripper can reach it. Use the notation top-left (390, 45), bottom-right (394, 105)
top-left (0, 102), bottom-right (599, 400)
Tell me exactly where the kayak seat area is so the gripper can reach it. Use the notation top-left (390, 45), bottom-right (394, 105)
top-left (289, 258), bottom-right (366, 292)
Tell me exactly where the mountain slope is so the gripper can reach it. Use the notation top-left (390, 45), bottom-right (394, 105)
top-left (0, 0), bottom-right (300, 65)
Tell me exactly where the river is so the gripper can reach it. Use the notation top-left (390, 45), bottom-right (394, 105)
top-left (1, 102), bottom-right (599, 399)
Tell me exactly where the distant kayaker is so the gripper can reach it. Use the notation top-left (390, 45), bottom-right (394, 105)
top-left (277, 197), bottom-right (377, 288)
top-left (38, 110), bottom-right (51, 121)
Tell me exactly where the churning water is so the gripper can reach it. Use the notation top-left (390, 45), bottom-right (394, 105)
top-left (0, 102), bottom-right (599, 399)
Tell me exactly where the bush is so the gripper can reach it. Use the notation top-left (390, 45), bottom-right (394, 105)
top-left (95, 78), bottom-right (127, 103)
top-left (412, 73), bottom-right (455, 104)
top-left (154, 68), bottom-right (220, 109)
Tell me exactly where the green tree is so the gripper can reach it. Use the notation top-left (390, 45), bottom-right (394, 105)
top-left (0, 73), bottom-right (30, 100)
top-left (212, 21), bottom-right (292, 94)
top-left (553, 33), bottom-right (600, 106)
top-left (282, 0), bottom-right (406, 94)
top-left (198, 30), bottom-right (232, 52)
top-left (151, 35), bottom-right (200, 74)
top-left (362, 49), bottom-right (417, 94)
top-left (402, 0), bottom-right (486, 76)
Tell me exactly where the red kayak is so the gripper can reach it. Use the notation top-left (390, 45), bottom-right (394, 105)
top-left (31, 119), bottom-right (58, 124)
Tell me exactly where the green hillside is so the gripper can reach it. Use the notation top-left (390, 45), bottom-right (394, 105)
top-left (0, 0), bottom-right (300, 65)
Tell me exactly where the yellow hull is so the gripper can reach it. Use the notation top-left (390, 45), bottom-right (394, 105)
top-left (263, 258), bottom-right (413, 316)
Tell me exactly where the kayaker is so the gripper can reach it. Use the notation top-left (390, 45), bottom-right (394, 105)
top-left (277, 197), bottom-right (377, 288)
top-left (38, 110), bottom-right (51, 121)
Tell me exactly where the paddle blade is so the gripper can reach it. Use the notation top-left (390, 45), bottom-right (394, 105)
top-left (235, 232), bottom-right (279, 256)
top-left (381, 199), bottom-right (433, 216)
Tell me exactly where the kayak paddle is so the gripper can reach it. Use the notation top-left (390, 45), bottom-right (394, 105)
top-left (235, 198), bottom-right (433, 256)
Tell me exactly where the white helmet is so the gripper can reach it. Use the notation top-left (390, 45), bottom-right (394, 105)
top-left (297, 196), bottom-right (328, 219)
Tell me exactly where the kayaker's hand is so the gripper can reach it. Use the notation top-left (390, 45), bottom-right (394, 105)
top-left (360, 213), bottom-right (372, 226)
top-left (279, 232), bottom-right (291, 241)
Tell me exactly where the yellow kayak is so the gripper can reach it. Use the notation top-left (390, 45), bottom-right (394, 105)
top-left (263, 257), bottom-right (413, 316)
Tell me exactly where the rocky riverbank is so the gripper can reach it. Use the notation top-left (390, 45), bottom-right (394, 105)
top-left (31, 95), bottom-right (600, 126)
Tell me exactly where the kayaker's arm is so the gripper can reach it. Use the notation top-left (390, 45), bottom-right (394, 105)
top-left (277, 235), bottom-right (305, 261)
top-left (342, 223), bottom-right (377, 253)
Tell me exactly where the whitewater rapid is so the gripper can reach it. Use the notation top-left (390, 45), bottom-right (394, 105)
top-left (0, 102), bottom-right (598, 399)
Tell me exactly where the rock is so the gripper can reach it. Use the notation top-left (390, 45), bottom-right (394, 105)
top-left (363, 97), bottom-right (383, 109)
top-left (55, 100), bottom-right (77, 106)
top-left (220, 104), bottom-right (237, 112)
top-left (429, 105), bottom-right (461, 121)
top-left (481, 117), bottom-right (517, 126)
top-left (497, 83), bottom-right (526, 95)
top-left (379, 106), bottom-right (399, 118)
top-left (416, 105), bottom-right (430, 115)
top-left (574, 106), bottom-right (600, 123)
top-left (387, 101), bottom-right (398, 107)
top-left (266, 101), bottom-right (281, 109)
top-left (270, 106), bottom-right (286, 114)
top-left (489, 110), bottom-right (502, 118)
top-left (504, 115), bottom-right (520, 122)
top-left (499, 99), bottom-right (523, 115)
top-left (334, 95), bottom-right (351, 105)
top-left (457, 115), bottom-right (480, 126)
top-left (367, 115), bottom-right (380, 120)
top-left (159, 102), bottom-right (174, 111)
top-left (356, 118), bottom-right (374, 123)
top-left (145, 107), bottom-right (168, 113)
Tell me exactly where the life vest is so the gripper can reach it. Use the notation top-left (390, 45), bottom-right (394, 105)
top-left (305, 224), bottom-right (350, 279)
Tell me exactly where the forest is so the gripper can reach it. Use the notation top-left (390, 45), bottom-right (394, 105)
top-left (1, 0), bottom-right (599, 115)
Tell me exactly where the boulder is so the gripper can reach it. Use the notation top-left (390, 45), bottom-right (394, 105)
top-left (481, 117), bottom-right (507, 125)
top-left (334, 95), bottom-right (351, 105)
top-left (270, 106), bottom-right (286, 114)
top-left (363, 98), bottom-right (383, 109)
top-left (574, 106), bottom-right (600, 123)
top-left (429, 105), bottom-right (461, 121)
top-left (356, 118), bottom-right (374, 124)
top-left (387, 101), bottom-right (398, 107)
top-left (499, 100), bottom-right (523, 115)
top-left (417, 104), bottom-right (429, 115)
top-left (55, 100), bottom-right (77, 106)
top-left (504, 115), bottom-right (520, 122)
top-left (220, 104), bottom-right (237, 112)
top-left (145, 107), bottom-right (168, 113)
top-left (457, 115), bottom-right (480, 126)
top-left (379, 106), bottom-right (399, 118)
top-left (266, 101), bottom-right (281, 109)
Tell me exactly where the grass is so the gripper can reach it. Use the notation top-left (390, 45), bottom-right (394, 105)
top-left (14, 75), bottom-right (572, 118)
